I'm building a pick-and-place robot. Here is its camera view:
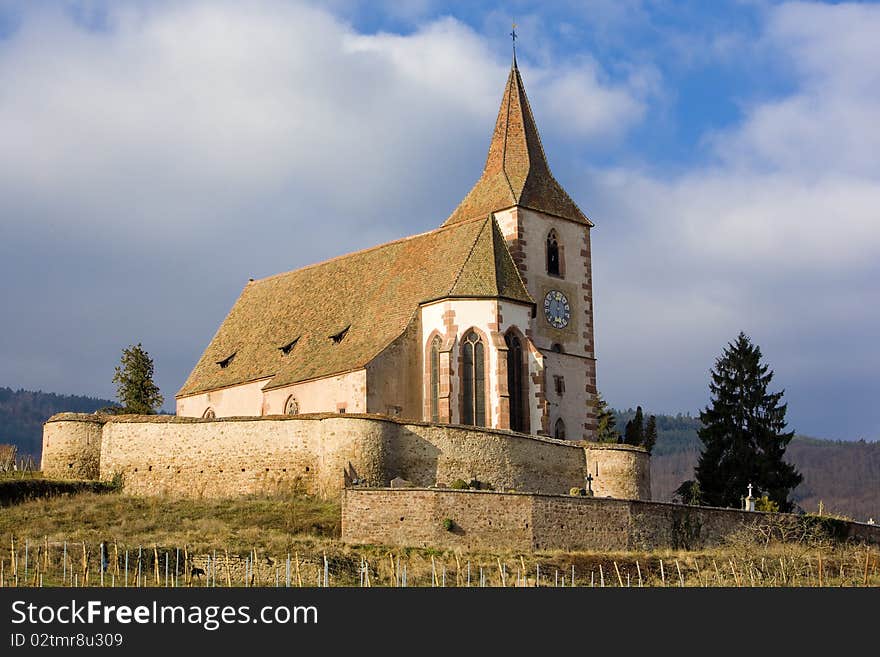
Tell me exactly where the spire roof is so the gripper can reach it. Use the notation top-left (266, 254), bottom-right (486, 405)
top-left (443, 62), bottom-right (592, 227)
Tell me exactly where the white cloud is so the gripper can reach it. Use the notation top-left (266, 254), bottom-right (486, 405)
top-left (591, 2), bottom-right (880, 437)
top-left (0, 0), bottom-right (645, 405)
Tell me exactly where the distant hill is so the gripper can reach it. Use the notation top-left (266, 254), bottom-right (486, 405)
top-left (0, 387), bottom-right (115, 458)
top-left (613, 408), bottom-right (880, 522)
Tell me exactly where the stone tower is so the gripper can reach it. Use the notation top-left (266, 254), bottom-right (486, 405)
top-left (443, 59), bottom-right (597, 440)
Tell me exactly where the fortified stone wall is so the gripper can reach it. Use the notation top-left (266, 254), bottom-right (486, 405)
top-left (42, 414), bottom-right (643, 500)
top-left (342, 488), bottom-right (880, 552)
top-left (387, 423), bottom-right (585, 494)
top-left (41, 415), bottom-right (104, 480)
top-left (583, 444), bottom-right (651, 500)
top-left (99, 415), bottom-right (389, 498)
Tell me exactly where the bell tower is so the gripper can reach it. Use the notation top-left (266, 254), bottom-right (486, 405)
top-left (442, 59), bottom-right (597, 440)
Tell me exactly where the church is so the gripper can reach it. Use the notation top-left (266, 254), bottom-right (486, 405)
top-left (176, 59), bottom-right (598, 442)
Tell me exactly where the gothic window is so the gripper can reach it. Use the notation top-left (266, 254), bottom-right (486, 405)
top-left (547, 231), bottom-right (561, 277)
top-left (505, 332), bottom-right (527, 433)
top-left (554, 418), bottom-right (566, 440)
top-left (202, 408), bottom-right (216, 419)
top-left (461, 331), bottom-right (486, 427)
top-left (284, 396), bottom-right (299, 415)
top-left (430, 335), bottom-right (441, 423)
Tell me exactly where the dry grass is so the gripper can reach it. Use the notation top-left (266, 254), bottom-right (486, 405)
top-left (0, 490), bottom-right (877, 588)
top-left (0, 491), bottom-right (339, 555)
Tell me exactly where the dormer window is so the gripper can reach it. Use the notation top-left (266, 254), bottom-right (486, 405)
top-left (330, 325), bottom-right (350, 344)
top-left (279, 338), bottom-right (299, 355)
top-left (547, 231), bottom-right (561, 277)
top-left (216, 352), bottom-right (236, 369)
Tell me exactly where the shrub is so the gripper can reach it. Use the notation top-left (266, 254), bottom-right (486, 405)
top-left (569, 487), bottom-right (582, 496)
top-left (755, 495), bottom-right (779, 513)
top-left (442, 518), bottom-right (454, 532)
top-left (106, 471), bottom-right (125, 491)
top-left (450, 479), bottom-right (469, 490)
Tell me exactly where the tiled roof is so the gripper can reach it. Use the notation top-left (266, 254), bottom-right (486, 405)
top-left (444, 62), bottom-right (592, 227)
top-left (177, 216), bottom-right (532, 397)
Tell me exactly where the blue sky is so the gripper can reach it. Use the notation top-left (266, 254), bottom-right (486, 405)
top-left (0, 0), bottom-right (878, 441)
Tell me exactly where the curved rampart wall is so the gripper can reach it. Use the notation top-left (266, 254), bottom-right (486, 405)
top-left (43, 414), bottom-right (647, 500)
top-left (583, 443), bottom-right (651, 501)
top-left (41, 415), bottom-right (104, 480)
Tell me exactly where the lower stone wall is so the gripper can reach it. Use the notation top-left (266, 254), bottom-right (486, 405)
top-left (342, 488), bottom-right (880, 552)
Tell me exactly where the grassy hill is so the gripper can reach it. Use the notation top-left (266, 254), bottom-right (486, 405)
top-left (1, 489), bottom-right (876, 587)
top-left (613, 409), bottom-right (880, 521)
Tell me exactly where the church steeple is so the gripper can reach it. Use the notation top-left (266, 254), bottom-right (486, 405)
top-left (444, 62), bottom-right (591, 226)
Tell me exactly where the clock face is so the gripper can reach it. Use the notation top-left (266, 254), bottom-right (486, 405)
top-left (543, 290), bottom-right (571, 329)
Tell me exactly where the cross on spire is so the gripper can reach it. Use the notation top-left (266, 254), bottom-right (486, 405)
top-left (510, 22), bottom-right (517, 65)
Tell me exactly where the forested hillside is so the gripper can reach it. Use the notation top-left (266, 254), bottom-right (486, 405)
top-left (613, 409), bottom-right (880, 522)
top-left (0, 387), bottom-right (114, 457)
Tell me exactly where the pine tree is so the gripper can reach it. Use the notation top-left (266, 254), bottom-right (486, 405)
top-left (695, 332), bottom-right (802, 511)
top-left (624, 406), bottom-right (644, 445)
top-left (643, 414), bottom-right (657, 453)
top-left (595, 392), bottom-right (619, 443)
top-left (112, 343), bottom-right (164, 414)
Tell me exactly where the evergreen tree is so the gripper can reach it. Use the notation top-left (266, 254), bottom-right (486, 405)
top-left (643, 414), bottom-right (657, 453)
top-left (695, 332), bottom-right (802, 511)
top-left (112, 343), bottom-right (164, 414)
top-left (595, 392), bottom-right (619, 443)
top-left (624, 406), bottom-right (644, 445)
top-left (673, 480), bottom-right (702, 506)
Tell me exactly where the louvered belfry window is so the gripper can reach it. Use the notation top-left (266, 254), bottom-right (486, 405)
top-left (461, 331), bottom-right (486, 427)
top-left (547, 231), bottom-right (561, 277)
top-left (505, 332), bottom-right (526, 432)
top-left (430, 336), bottom-right (441, 423)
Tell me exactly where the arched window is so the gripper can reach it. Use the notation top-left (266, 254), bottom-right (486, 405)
top-left (284, 396), bottom-right (299, 416)
top-left (505, 332), bottom-right (527, 433)
top-left (202, 408), bottom-right (216, 419)
top-left (429, 336), bottom-right (441, 422)
top-left (554, 418), bottom-right (566, 440)
top-left (461, 331), bottom-right (486, 427)
top-left (547, 231), bottom-right (561, 277)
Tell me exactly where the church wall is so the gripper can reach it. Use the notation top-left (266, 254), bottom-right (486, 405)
top-left (176, 370), bottom-right (368, 418)
top-left (176, 379), bottom-right (269, 418)
top-left (583, 444), bottom-right (651, 500)
top-left (420, 299), bottom-right (503, 427)
top-left (366, 318), bottom-right (423, 420)
top-left (496, 301), bottom-right (545, 436)
top-left (261, 369), bottom-right (368, 416)
top-left (496, 207), bottom-right (597, 440)
top-left (419, 299), bottom-right (538, 433)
